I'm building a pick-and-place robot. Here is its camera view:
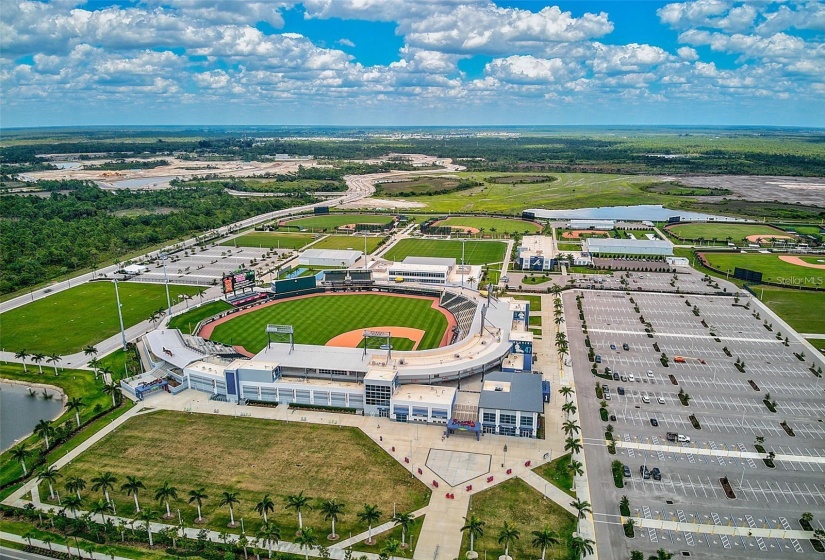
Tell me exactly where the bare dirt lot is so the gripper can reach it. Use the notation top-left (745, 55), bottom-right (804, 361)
top-left (664, 175), bottom-right (825, 207)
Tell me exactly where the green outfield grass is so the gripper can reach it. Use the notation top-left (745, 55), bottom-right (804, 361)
top-left (806, 339), bottom-right (824, 357)
top-left (308, 234), bottom-right (385, 253)
top-left (208, 294), bottom-right (448, 353)
top-left (459, 478), bottom-right (576, 560)
top-left (167, 300), bottom-right (233, 334)
top-left (668, 223), bottom-right (790, 242)
top-left (436, 216), bottom-right (541, 235)
top-left (281, 213), bottom-right (395, 231)
top-left (222, 231), bottom-right (316, 250)
top-left (40, 411), bottom-right (430, 539)
top-left (756, 286), bottom-right (825, 334)
top-left (702, 252), bottom-right (825, 285)
top-left (1, 282), bottom-right (203, 355)
top-left (384, 239), bottom-right (506, 265)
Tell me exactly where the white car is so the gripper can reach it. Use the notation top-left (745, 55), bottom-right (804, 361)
top-left (647, 370), bottom-right (654, 377)
top-left (677, 435), bottom-right (691, 443)
top-left (628, 374), bottom-right (636, 382)
top-left (641, 394), bottom-right (651, 403)
top-left (657, 396), bottom-right (665, 404)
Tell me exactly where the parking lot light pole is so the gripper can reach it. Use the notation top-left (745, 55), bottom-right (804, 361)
top-left (160, 252), bottom-right (172, 317)
top-left (114, 280), bottom-right (127, 351)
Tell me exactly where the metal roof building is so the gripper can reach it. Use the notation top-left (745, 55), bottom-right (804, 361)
top-left (298, 249), bottom-right (362, 267)
top-left (584, 238), bottom-right (673, 256)
top-left (478, 371), bottom-right (544, 438)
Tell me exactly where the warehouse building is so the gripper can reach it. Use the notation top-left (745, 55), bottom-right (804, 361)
top-left (584, 238), bottom-right (673, 257)
top-left (569, 219), bottom-right (615, 230)
top-left (298, 249), bottom-right (362, 268)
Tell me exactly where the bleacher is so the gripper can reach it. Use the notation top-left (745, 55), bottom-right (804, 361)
top-left (323, 269), bottom-right (374, 288)
top-left (439, 292), bottom-right (478, 342)
top-left (182, 335), bottom-right (244, 358)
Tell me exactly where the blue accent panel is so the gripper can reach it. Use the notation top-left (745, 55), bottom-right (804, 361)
top-left (225, 371), bottom-right (237, 396)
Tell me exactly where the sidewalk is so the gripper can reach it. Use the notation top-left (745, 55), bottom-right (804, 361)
top-left (629, 517), bottom-right (818, 540)
top-left (614, 440), bottom-right (825, 464)
top-left (1, 532), bottom-right (134, 560)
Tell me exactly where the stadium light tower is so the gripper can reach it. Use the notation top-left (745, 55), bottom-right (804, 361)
top-left (461, 239), bottom-right (466, 290)
top-left (113, 280), bottom-right (127, 351)
top-left (159, 252), bottom-right (172, 317)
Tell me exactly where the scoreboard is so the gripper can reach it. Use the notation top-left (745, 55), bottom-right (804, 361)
top-left (222, 270), bottom-right (256, 293)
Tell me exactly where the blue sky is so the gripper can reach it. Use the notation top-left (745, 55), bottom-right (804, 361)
top-left (1, 0), bottom-right (823, 127)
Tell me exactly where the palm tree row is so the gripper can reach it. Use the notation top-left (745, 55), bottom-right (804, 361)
top-left (461, 514), bottom-right (594, 559)
top-left (13, 350), bottom-right (62, 375)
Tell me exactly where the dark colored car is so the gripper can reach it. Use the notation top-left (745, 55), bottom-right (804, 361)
top-left (623, 343), bottom-right (630, 351)
top-left (617, 386), bottom-right (625, 395)
top-left (651, 467), bottom-right (662, 481)
top-left (650, 418), bottom-right (659, 427)
top-left (623, 465), bottom-right (631, 477)
top-left (609, 414), bottom-right (617, 422)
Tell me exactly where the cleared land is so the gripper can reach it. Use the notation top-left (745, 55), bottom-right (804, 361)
top-left (668, 223), bottom-right (790, 242)
top-left (377, 176), bottom-right (463, 195)
top-left (207, 294), bottom-right (448, 353)
top-left (41, 411), bottom-right (430, 537)
top-left (393, 173), bottom-right (667, 213)
top-left (223, 232), bottom-right (317, 250)
top-left (701, 252), bottom-right (825, 286)
top-left (436, 217), bottom-right (541, 235)
top-left (1, 282), bottom-right (203, 354)
top-left (280, 214), bottom-right (395, 231)
top-left (384, 239), bottom-right (506, 265)
top-left (757, 286), bottom-right (825, 334)
top-left (308, 235), bottom-right (385, 253)
top-left (459, 478), bottom-right (576, 560)
top-left (167, 300), bottom-right (233, 334)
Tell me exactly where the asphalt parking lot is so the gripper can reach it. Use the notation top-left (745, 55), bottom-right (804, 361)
top-left (566, 280), bottom-right (825, 559)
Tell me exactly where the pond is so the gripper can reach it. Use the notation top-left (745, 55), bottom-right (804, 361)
top-left (0, 381), bottom-right (65, 452)
top-left (525, 204), bottom-right (734, 222)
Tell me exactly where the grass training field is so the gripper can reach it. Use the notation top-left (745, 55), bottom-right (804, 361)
top-left (436, 217), bottom-right (541, 235)
top-left (1, 282), bottom-right (203, 355)
top-left (42, 411), bottom-right (430, 537)
top-left (308, 234), bottom-right (385, 253)
top-left (701, 252), bottom-right (825, 286)
top-left (208, 294), bottom-right (448, 353)
top-left (384, 239), bottom-right (506, 265)
top-left (281, 213), bottom-right (394, 231)
top-left (668, 223), bottom-right (790, 242)
top-left (460, 478), bottom-right (576, 560)
top-left (757, 286), bottom-right (825, 334)
top-left (223, 232), bottom-right (317, 250)
top-left (168, 300), bottom-right (233, 334)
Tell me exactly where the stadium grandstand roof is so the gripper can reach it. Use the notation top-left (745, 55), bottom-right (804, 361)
top-left (402, 256), bottom-right (457, 267)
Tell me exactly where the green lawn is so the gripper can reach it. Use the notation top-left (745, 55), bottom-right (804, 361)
top-left (668, 223), bottom-right (790, 242)
top-left (223, 232), bottom-right (317, 250)
top-left (42, 411), bottom-right (431, 541)
top-left (437, 217), bottom-right (541, 235)
top-left (756, 286), bottom-right (825, 334)
top-left (209, 294), bottom-right (448, 353)
top-left (308, 235), bottom-right (385, 253)
top-left (395, 172), bottom-right (670, 214)
top-left (701, 252), bottom-right (825, 286)
top-left (533, 453), bottom-right (577, 498)
top-left (557, 242), bottom-right (581, 251)
top-left (460, 478), bottom-right (577, 560)
top-left (0, 282), bottom-right (203, 355)
top-left (384, 239), bottom-right (506, 265)
top-left (167, 300), bottom-right (233, 334)
top-left (509, 294), bottom-right (543, 312)
top-left (0, 363), bottom-right (115, 485)
top-left (281, 213), bottom-right (395, 231)
top-left (806, 339), bottom-right (825, 357)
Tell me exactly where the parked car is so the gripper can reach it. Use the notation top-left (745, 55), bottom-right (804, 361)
top-left (641, 394), bottom-right (650, 403)
top-left (657, 396), bottom-right (666, 404)
top-left (610, 344), bottom-right (617, 350)
top-left (640, 465), bottom-right (651, 479)
top-left (650, 418), bottom-right (659, 427)
top-left (647, 370), bottom-right (654, 377)
top-left (613, 372), bottom-right (620, 381)
top-left (623, 343), bottom-right (630, 351)
top-left (677, 434), bottom-right (691, 443)
top-left (605, 393), bottom-right (611, 400)
top-left (595, 355), bottom-right (602, 363)
top-left (617, 386), bottom-right (625, 395)
top-left (610, 414), bottom-right (617, 421)
top-left (623, 465), bottom-right (631, 478)
top-left (666, 432), bottom-right (678, 442)
top-left (651, 467), bottom-right (662, 481)
top-left (620, 374), bottom-right (628, 382)
top-left (602, 384), bottom-right (610, 391)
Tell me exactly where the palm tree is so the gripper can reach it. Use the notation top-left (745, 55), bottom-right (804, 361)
top-left (66, 475), bottom-right (87, 499)
top-left (570, 498), bottom-right (592, 521)
top-left (14, 349), bottom-right (29, 372)
top-left (531, 527), bottom-right (560, 560)
top-left (391, 511), bottom-right (414, 548)
top-left (10, 446), bottom-right (31, 475)
top-left (461, 514), bottom-right (485, 553)
top-left (559, 386), bottom-right (574, 400)
top-left (63, 494), bottom-right (83, 518)
top-left (42, 535), bottom-right (53, 552)
top-left (188, 487), bottom-right (208, 522)
top-left (497, 521), bottom-right (520, 558)
top-left (562, 421), bottom-right (581, 437)
top-left (256, 522), bottom-right (281, 558)
top-left (255, 494), bottom-right (275, 524)
top-left (102, 381), bottom-right (121, 407)
top-left (220, 491), bottom-right (240, 527)
top-left (121, 475), bottom-right (146, 513)
top-left (319, 498), bottom-right (345, 540)
top-left (570, 536), bottom-right (595, 559)
top-left (84, 345), bottom-right (98, 362)
top-left (38, 466), bottom-right (62, 500)
top-left (90, 498), bottom-right (113, 523)
top-left (567, 459), bottom-right (584, 478)
top-left (31, 352), bottom-right (46, 374)
top-left (138, 508), bottom-right (160, 547)
top-left (381, 538), bottom-right (402, 560)
top-left (562, 401), bottom-right (577, 418)
top-left (67, 397), bottom-right (84, 427)
top-left (565, 436), bottom-right (583, 458)
top-left (647, 549), bottom-right (673, 560)
top-left (154, 481), bottom-right (178, 518)
top-left (35, 419), bottom-right (54, 449)
top-left (357, 503), bottom-right (382, 545)
top-left (295, 527), bottom-right (319, 560)
top-left (88, 357), bottom-right (100, 379)
top-left (91, 471), bottom-right (118, 504)
top-left (47, 353), bottom-right (61, 375)
top-left (285, 491), bottom-right (313, 529)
